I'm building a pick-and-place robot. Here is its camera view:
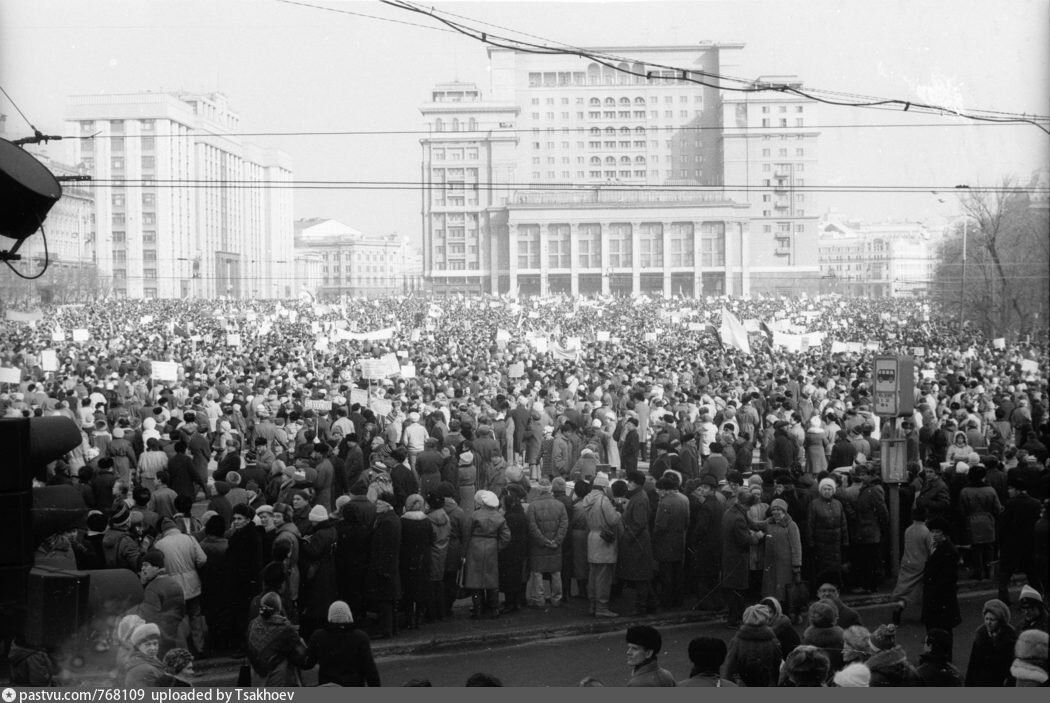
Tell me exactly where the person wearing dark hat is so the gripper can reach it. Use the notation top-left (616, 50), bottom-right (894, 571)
top-left (915, 628), bottom-right (963, 686)
top-left (803, 599), bottom-right (844, 674)
top-left (618, 471), bottom-right (655, 616)
top-left (619, 415), bottom-right (641, 476)
top-left (678, 636), bottom-right (736, 687)
top-left (721, 484), bottom-right (759, 627)
top-left (959, 463), bottom-right (1002, 581)
top-left (781, 645), bottom-right (831, 687)
top-left (304, 601), bottom-right (380, 687)
top-left (690, 473), bottom-right (724, 612)
top-left (137, 549), bottom-right (185, 657)
top-left (154, 514), bottom-right (208, 657)
top-left (920, 515), bottom-right (962, 660)
top-left (624, 625), bottom-right (675, 686)
top-left (225, 503), bottom-right (263, 651)
top-left (998, 475), bottom-right (1042, 605)
top-left (966, 598), bottom-right (1018, 686)
top-left (157, 648), bottom-right (195, 687)
top-left (866, 623), bottom-right (920, 686)
top-left (102, 502), bottom-right (145, 572)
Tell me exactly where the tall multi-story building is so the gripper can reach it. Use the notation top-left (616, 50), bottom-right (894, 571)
top-left (64, 92), bottom-right (294, 299)
top-left (819, 215), bottom-right (935, 297)
top-left (419, 46), bottom-right (822, 296)
top-left (293, 218), bottom-right (419, 299)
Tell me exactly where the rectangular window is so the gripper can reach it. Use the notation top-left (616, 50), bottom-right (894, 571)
top-left (141, 137), bottom-right (155, 150)
top-left (517, 224), bottom-right (541, 268)
top-left (669, 222), bottom-right (694, 266)
top-left (639, 223), bottom-right (663, 268)
top-left (578, 223), bottom-right (601, 268)
top-left (608, 223), bottom-right (632, 267)
top-left (548, 224), bottom-right (571, 268)
top-left (700, 222), bottom-right (726, 267)
top-left (141, 156), bottom-right (155, 170)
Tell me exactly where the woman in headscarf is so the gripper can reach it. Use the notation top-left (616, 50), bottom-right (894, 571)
top-left (945, 431), bottom-right (974, 465)
top-left (246, 592), bottom-right (310, 687)
top-left (399, 494), bottom-right (434, 630)
top-left (806, 477), bottom-right (849, 590)
top-left (759, 596), bottom-right (801, 660)
top-left (462, 489), bottom-right (510, 619)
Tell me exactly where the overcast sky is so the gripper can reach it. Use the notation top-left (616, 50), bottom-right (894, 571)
top-left (2, 0), bottom-right (1048, 243)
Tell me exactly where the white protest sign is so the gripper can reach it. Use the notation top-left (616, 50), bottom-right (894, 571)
top-left (830, 341), bottom-right (848, 354)
top-left (227, 334), bottom-right (242, 347)
top-left (687, 323), bottom-right (703, 332)
top-left (993, 338), bottom-right (1005, 349)
top-left (399, 364), bottom-right (417, 379)
top-left (0, 367), bottom-right (21, 384)
top-left (596, 331), bottom-right (611, 342)
top-left (1020, 359), bottom-right (1038, 375)
top-left (911, 347), bottom-right (925, 357)
top-left (921, 369), bottom-right (936, 379)
top-left (360, 359), bottom-right (384, 380)
top-left (40, 349), bottom-right (59, 372)
top-left (528, 337), bottom-right (548, 354)
top-left (378, 353), bottom-right (401, 377)
top-left (350, 388), bottom-right (370, 407)
top-left (496, 329), bottom-right (512, 344)
top-left (410, 329), bottom-right (421, 343)
top-left (643, 332), bottom-right (657, 342)
top-left (151, 360), bottom-right (179, 382)
top-left (865, 342), bottom-right (880, 351)
top-left (396, 350), bottom-right (409, 358)
top-left (846, 342), bottom-right (864, 354)
top-left (140, 315), bottom-right (153, 325)
top-left (508, 362), bottom-right (525, 378)
top-left (369, 398), bottom-right (393, 417)
top-left (305, 398), bottom-right (332, 413)
top-left (314, 336), bottom-right (330, 352)
top-left (51, 330), bottom-right (65, 343)
top-left (72, 329), bottom-right (90, 343)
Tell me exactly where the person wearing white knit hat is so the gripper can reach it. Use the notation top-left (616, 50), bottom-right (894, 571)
top-left (123, 623), bottom-right (164, 687)
top-left (303, 600), bottom-right (381, 687)
top-left (464, 489), bottom-right (510, 619)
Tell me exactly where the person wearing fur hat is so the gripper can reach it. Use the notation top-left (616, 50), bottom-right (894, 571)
top-left (123, 623), bottom-right (165, 687)
top-left (1016, 584), bottom-right (1048, 633)
top-left (305, 601), bottom-right (380, 687)
top-left (806, 477), bottom-right (849, 592)
top-left (156, 648), bottom-right (195, 687)
top-left (136, 549), bottom-right (185, 657)
top-left (781, 645), bottom-right (831, 687)
top-left (246, 592), bottom-right (311, 686)
top-left (919, 515), bottom-right (961, 659)
top-left (463, 490), bottom-right (510, 619)
top-left (966, 598), bottom-right (1018, 686)
top-left (802, 599), bottom-right (844, 674)
top-left (678, 637), bottom-right (736, 687)
top-left (399, 494), bottom-right (435, 629)
top-left (1008, 629), bottom-right (1049, 686)
top-left (624, 625), bottom-right (675, 686)
top-left (915, 628), bottom-right (963, 686)
top-left (832, 661), bottom-right (870, 687)
top-left (722, 604), bottom-right (782, 687)
top-left (865, 623), bottom-right (920, 686)
top-left (102, 502), bottom-right (145, 572)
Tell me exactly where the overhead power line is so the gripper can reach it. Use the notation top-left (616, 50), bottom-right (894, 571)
top-left (337, 0), bottom-right (1050, 133)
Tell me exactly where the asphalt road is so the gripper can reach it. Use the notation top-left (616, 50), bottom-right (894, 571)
top-left (191, 590), bottom-right (996, 687)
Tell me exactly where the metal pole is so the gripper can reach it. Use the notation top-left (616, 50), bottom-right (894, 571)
top-left (959, 218), bottom-right (967, 327)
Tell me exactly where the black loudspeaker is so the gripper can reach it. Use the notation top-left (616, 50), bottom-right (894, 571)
top-left (23, 566), bottom-right (90, 650)
top-left (0, 137), bottom-right (62, 241)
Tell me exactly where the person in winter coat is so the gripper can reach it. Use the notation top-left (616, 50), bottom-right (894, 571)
top-left (803, 600), bottom-right (844, 675)
top-left (225, 504), bottom-right (262, 649)
top-left (246, 592), bottom-right (311, 687)
top-left (624, 624), bottom-right (676, 687)
top-left (366, 493), bottom-right (401, 639)
top-left (525, 478), bottom-right (569, 608)
top-left (780, 645), bottom-right (831, 687)
top-left (334, 493), bottom-right (372, 620)
top-left (959, 464), bottom-right (1002, 580)
top-left (123, 623), bottom-right (165, 687)
top-left (829, 431), bottom-right (857, 470)
top-left (398, 494), bottom-right (434, 630)
top-left (722, 604), bottom-right (782, 687)
top-left (806, 478), bottom-right (849, 590)
top-left (618, 471), bottom-right (655, 615)
top-left (865, 624), bottom-right (919, 687)
top-left (153, 517), bottom-right (207, 656)
top-left (998, 476), bottom-right (1042, 604)
top-left (305, 601), bottom-right (380, 687)
top-left (498, 486), bottom-right (530, 614)
top-left (652, 474), bottom-right (690, 609)
top-left (581, 473), bottom-right (622, 617)
top-left (761, 499), bottom-right (802, 605)
top-left (136, 550), bottom-right (185, 657)
top-left (913, 464), bottom-right (951, 520)
top-left (891, 506), bottom-right (932, 624)
top-left (804, 417), bottom-right (830, 475)
top-left (915, 628), bottom-right (963, 686)
top-left (464, 490), bottom-right (511, 618)
top-left (619, 416), bottom-right (641, 476)
top-left (817, 582), bottom-right (862, 629)
top-left (690, 475), bottom-right (724, 612)
top-left (424, 492), bottom-right (450, 622)
top-left (919, 516), bottom-right (962, 659)
top-left (721, 489), bottom-right (758, 627)
top-left (851, 470), bottom-right (889, 593)
top-left (455, 451), bottom-right (478, 520)
top-left (678, 637), bottom-right (737, 687)
top-left (197, 515), bottom-right (234, 652)
top-left (438, 483), bottom-right (469, 617)
top-left (759, 596), bottom-right (801, 660)
top-left (300, 505), bottom-right (340, 640)
top-left (1008, 629), bottom-right (1049, 687)
top-left (965, 598), bottom-right (1018, 686)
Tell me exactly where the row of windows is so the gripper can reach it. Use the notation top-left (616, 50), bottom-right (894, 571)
top-left (760, 118), bottom-right (805, 127)
top-left (112, 213), bottom-right (156, 225)
top-left (759, 105), bottom-right (805, 114)
top-left (532, 169), bottom-right (704, 179)
top-left (513, 222), bottom-right (726, 269)
top-left (80, 119), bottom-right (155, 133)
top-left (530, 95), bottom-right (703, 106)
top-left (527, 65), bottom-right (702, 87)
top-left (431, 147), bottom-right (479, 161)
top-left (533, 110), bottom-right (703, 121)
top-left (111, 231), bottom-right (157, 244)
top-left (112, 192), bottom-right (156, 207)
top-left (761, 148), bottom-right (805, 157)
top-left (432, 118), bottom-right (477, 132)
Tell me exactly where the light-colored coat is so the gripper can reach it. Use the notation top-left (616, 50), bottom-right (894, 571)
top-left (463, 506), bottom-right (510, 589)
top-left (582, 490), bottom-right (621, 564)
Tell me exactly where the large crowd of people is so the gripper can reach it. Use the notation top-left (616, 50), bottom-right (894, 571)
top-left (1, 292), bottom-right (1047, 687)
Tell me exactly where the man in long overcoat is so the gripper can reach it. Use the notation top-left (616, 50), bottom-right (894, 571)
top-left (721, 488), bottom-right (757, 627)
top-left (618, 471), bottom-right (655, 615)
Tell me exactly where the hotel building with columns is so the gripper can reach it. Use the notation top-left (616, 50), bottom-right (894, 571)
top-left (419, 45), bottom-right (821, 296)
